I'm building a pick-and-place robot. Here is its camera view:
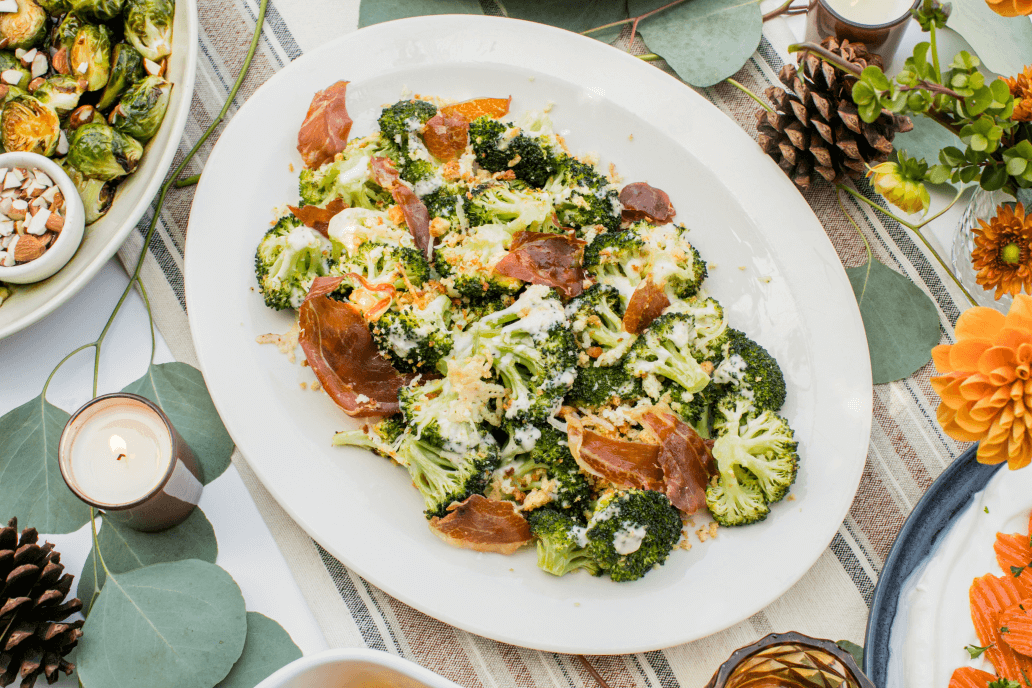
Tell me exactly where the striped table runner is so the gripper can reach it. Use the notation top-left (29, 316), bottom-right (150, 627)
top-left (128, 2), bottom-right (970, 685)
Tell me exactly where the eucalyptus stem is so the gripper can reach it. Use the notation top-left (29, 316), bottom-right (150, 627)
top-left (89, 508), bottom-right (110, 577)
top-left (726, 78), bottom-right (773, 113)
top-left (929, 22), bottom-right (941, 84)
top-left (787, 42), bottom-right (862, 76)
top-left (174, 173), bottom-right (200, 188)
top-left (581, 0), bottom-right (690, 36)
top-left (837, 190), bottom-right (874, 302)
top-left (138, 280), bottom-right (156, 364)
top-left (839, 184), bottom-right (978, 306)
top-left (762, 0), bottom-right (807, 21)
top-left (636, 53), bottom-right (662, 62)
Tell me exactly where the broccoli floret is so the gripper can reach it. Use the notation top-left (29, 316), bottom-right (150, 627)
top-left (498, 423), bottom-right (593, 513)
top-left (335, 240), bottom-right (430, 289)
top-left (705, 394), bottom-right (798, 527)
top-left (331, 415), bottom-right (407, 456)
top-left (370, 293), bottom-right (454, 374)
top-left (469, 115), bottom-right (561, 188)
top-left (400, 157), bottom-right (436, 186)
top-left (456, 285), bottom-right (578, 425)
top-left (299, 133), bottom-right (396, 209)
top-left (378, 99), bottom-right (438, 151)
top-left (635, 221), bottom-right (707, 300)
top-left (529, 509), bottom-right (600, 577)
top-left (711, 329), bottom-right (786, 411)
top-left (423, 183), bottom-right (465, 228)
top-left (625, 313), bottom-right (711, 400)
top-left (666, 382), bottom-right (716, 439)
top-left (463, 181), bottom-right (556, 233)
top-left (582, 229), bottom-right (647, 305)
top-left (544, 155), bottom-right (620, 233)
top-left (254, 214), bottom-right (330, 310)
top-left (566, 284), bottom-right (637, 366)
top-left (666, 297), bottom-right (730, 364)
top-left (434, 223), bottom-right (523, 300)
top-left (567, 365), bottom-right (643, 410)
top-left (400, 433), bottom-right (500, 518)
top-left (585, 489), bottom-right (682, 582)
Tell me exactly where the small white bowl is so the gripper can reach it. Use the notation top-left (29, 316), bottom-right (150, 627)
top-left (255, 649), bottom-right (463, 688)
top-left (0, 151), bottom-right (85, 284)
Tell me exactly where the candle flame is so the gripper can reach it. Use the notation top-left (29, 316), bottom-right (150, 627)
top-left (109, 434), bottom-right (127, 459)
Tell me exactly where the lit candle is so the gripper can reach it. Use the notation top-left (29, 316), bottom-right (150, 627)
top-left (805, 0), bottom-right (919, 63)
top-left (822, 0), bottom-right (915, 25)
top-left (59, 394), bottom-right (203, 532)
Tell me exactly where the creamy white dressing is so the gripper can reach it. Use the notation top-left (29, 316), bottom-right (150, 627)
top-left (713, 354), bottom-right (747, 386)
top-left (327, 207), bottom-right (411, 255)
top-left (413, 175), bottom-right (443, 198)
top-left (891, 467), bottom-right (1032, 688)
top-left (613, 525), bottom-right (648, 555)
top-left (270, 225), bottom-right (326, 285)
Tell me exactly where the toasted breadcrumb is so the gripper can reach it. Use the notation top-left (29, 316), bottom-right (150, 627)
top-left (256, 323), bottom-right (300, 364)
top-left (299, 382), bottom-right (308, 390)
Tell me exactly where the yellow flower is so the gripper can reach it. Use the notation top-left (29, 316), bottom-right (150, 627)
top-left (931, 295), bottom-right (1032, 469)
top-left (972, 203), bottom-right (1032, 300)
top-left (866, 162), bottom-right (931, 214)
top-left (985, 0), bottom-right (1032, 16)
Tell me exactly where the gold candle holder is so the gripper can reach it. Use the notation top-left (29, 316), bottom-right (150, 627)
top-left (59, 393), bottom-right (203, 532)
top-left (805, 0), bottom-right (920, 63)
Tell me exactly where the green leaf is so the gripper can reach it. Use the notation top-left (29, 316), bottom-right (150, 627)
top-left (836, 640), bottom-right (864, 667)
top-left (79, 559), bottom-right (247, 688)
top-left (964, 87), bottom-right (992, 116)
top-left (122, 363), bottom-right (234, 485)
top-left (0, 395), bottom-right (89, 534)
top-left (852, 81), bottom-right (875, 105)
top-left (859, 100), bottom-right (881, 124)
top-left (77, 508), bottom-right (218, 613)
top-left (501, 0), bottom-right (628, 35)
top-left (947, 0), bottom-right (1032, 77)
top-left (981, 164), bottom-right (1009, 191)
top-left (846, 260), bottom-right (941, 385)
top-left (628, 0), bottom-right (762, 88)
top-left (862, 65), bottom-right (891, 91)
top-left (215, 613), bottom-right (302, 688)
top-left (1006, 156), bottom-right (1028, 177)
top-left (358, 0), bottom-right (483, 27)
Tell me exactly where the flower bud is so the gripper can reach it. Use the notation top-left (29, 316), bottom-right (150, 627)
top-left (866, 162), bottom-right (931, 215)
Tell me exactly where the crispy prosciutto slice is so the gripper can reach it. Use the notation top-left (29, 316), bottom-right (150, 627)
top-left (429, 495), bottom-right (533, 555)
top-left (640, 412), bottom-right (715, 514)
top-left (493, 231), bottom-right (586, 299)
top-left (288, 199), bottom-right (347, 238)
top-left (367, 156), bottom-right (432, 259)
top-left (440, 97), bottom-right (512, 122)
top-left (566, 415), bottom-right (663, 491)
top-left (422, 112), bottom-right (468, 161)
top-left (623, 277), bottom-right (670, 334)
top-left (298, 276), bottom-right (412, 417)
top-left (369, 156), bottom-right (401, 189)
top-left (619, 182), bottom-right (675, 224)
top-left (297, 80), bottom-right (353, 169)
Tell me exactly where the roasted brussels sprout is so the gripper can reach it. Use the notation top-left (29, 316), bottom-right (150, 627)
top-left (69, 24), bottom-right (111, 91)
top-left (123, 0), bottom-right (172, 62)
top-left (0, 0), bottom-right (47, 51)
top-left (108, 75), bottom-right (169, 141)
top-left (68, 0), bottom-right (125, 21)
top-left (1, 95), bottom-right (60, 154)
top-left (96, 43), bottom-right (144, 111)
top-left (53, 11), bottom-right (86, 53)
top-left (0, 85), bottom-right (27, 105)
top-left (60, 157), bottom-right (113, 224)
top-left (33, 75), bottom-right (85, 115)
top-left (67, 121), bottom-right (143, 180)
top-left (0, 51), bottom-right (29, 88)
top-left (37, 0), bottom-right (72, 13)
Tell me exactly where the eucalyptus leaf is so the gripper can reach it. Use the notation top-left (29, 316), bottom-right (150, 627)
top-left (215, 613), bottom-right (302, 688)
top-left (121, 362), bottom-right (233, 484)
top-left (499, 0), bottom-right (628, 34)
top-left (0, 395), bottom-right (89, 534)
top-left (628, 0), bottom-right (762, 87)
top-left (77, 507), bottom-right (218, 613)
top-left (846, 259), bottom-right (941, 384)
top-left (358, 0), bottom-right (483, 27)
top-left (78, 559), bottom-right (247, 688)
top-left (946, 0), bottom-right (1032, 77)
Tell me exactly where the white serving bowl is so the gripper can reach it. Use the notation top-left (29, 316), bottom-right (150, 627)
top-left (0, 151), bottom-right (85, 284)
top-left (255, 649), bottom-right (463, 688)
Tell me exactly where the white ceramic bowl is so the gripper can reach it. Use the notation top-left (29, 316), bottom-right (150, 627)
top-left (0, 151), bottom-right (85, 284)
top-left (0, 0), bottom-right (197, 335)
top-left (255, 649), bottom-right (462, 688)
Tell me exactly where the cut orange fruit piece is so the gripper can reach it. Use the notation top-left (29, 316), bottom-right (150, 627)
top-left (971, 574), bottom-right (1032, 682)
top-left (996, 532), bottom-right (1032, 597)
top-left (1000, 599), bottom-right (1032, 657)
top-left (440, 97), bottom-right (512, 122)
top-left (949, 667), bottom-right (1000, 688)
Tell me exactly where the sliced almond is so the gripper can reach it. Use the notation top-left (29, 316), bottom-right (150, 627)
top-left (52, 47), bottom-right (69, 75)
top-left (0, 220), bottom-right (12, 236)
top-left (13, 233), bottom-right (46, 262)
top-left (41, 184), bottom-right (58, 203)
top-left (8, 199), bottom-right (27, 220)
top-left (27, 76), bottom-right (43, 91)
top-left (68, 105), bottom-right (95, 130)
top-left (26, 207), bottom-right (49, 235)
top-left (20, 48), bottom-right (36, 66)
top-left (30, 53), bottom-right (46, 79)
top-left (33, 170), bottom-right (51, 188)
top-left (3, 169), bottom-right (22, 189)
top-left (0, 0), bottom-right (15, 12)
top-left (75, 62), bottom-right (87, 75)
top-left (40, 232), bottom-right (53, 246)
top-left (143, 58), bottom-right (162, 76)
top-left (56, 129), bottom-right (69, 155)
top-left (0, 69), bottom-right (23, 86)
top-left (13, 48), bottom-right (24, 60)
top-left (45, 212), bottom-right (63, 232)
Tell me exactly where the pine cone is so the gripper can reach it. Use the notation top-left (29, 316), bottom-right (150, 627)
top-left (756, 37), bottom-right (914, 190)
top-left (0, 519), bottom-right (83, 688)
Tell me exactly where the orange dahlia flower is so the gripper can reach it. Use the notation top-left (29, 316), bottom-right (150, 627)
top-left (932, 295), bottom-right (1032, 469)
top-left (971, 203), bottom-right (1032, 300)
top-left (1004, 66), bottom-right (1032, 122)
top-left (986, 0), bottom-right (1032, 16)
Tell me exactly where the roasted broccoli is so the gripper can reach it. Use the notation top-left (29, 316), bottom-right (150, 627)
top-left (457, 285), bottom-right (578, 425)
top-left (667, 382), bottom-right (717, 439)
top-left (566, 284), bottom-right (637, 366)
top-left (463, 180), bottom-right (556, 233)
top-left (582, 228), bottom-right (647, 305)
top-left (378, 99), bottom-right (437, 151)
top-left (636, 221), bottom-right (707, 299)
top-left (544, 155), bottom-right (620, 233)
top-left (529, 509), bottom-right (600, 577)
top-left (334, 240), bottom-right (429, 289)
top-left (422, 182), bottom-right (465, 227)
top-left (705, 394), bottom-right (798, 527)
top-left (585, 489), bottom-right (682, 582)
top-left (625, 313), bottom-right (711, 400)
top-left (711, 329), bottom-right (786, 411)
top-left (399, 157), bottom-right (437, 186)
top-left (298, 133), bottom-right (396, 209)
top-left (331, 415), bottom-right (407, 456)
top-left (370, 293), bottom-right (454, 374)
top-left (497, 423), bottom-right (593, 513)
top-left (468, 115), bottom-right (561, 187)
top-left (567, 364), bottom-right (643, 410)
top-left (254, 214), bottom-right (329, 310)
top-left (434, 223), bottom-right (523, 300)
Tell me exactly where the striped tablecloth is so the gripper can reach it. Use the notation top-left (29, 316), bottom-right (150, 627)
top-left (130, 2), bottom-right (970, 685)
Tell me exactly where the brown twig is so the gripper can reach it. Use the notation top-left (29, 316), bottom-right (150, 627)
top-left (763, 0), bottom-right (808, 21)
top-left (581, 0), bottom-right (691, 36)
top-left (576, 656), bottom-right (613, 688)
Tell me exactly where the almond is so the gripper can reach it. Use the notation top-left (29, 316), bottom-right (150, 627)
top-left (68, 105), bottom-right (95, 130)
top-left (27, 76), bottom-right (43, 92)
top-left (52, 47), bottom-right (69, 75)
top-left (45, 212), bottom-right (63, 232)
top-left (13, 233), bottom-right (46, 262)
